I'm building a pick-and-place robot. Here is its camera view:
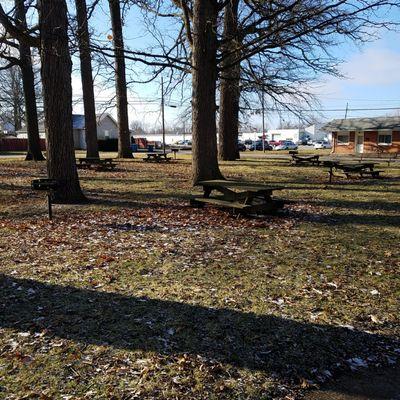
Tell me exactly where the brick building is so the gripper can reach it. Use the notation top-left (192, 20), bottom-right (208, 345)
top-left (323, 116), bottom-right (400, 155)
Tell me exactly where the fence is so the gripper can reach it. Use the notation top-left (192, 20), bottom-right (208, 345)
top-left (0, 138), bottom-right (46, 152)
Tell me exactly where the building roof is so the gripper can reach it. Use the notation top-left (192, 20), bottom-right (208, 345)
top-left (323, 116), bottom-right (400, 132)
top-left (16, 113), bottom-right (113, 134)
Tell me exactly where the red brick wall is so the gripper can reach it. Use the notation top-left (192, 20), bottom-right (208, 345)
top-left (333, 131), bottom-right (355, 154)
top-left (332, 130), bottom-right (400, 154)
top-left (363, 131), bottom-right (378, 153)
top-left (391, 131), bottom-right (400, 153)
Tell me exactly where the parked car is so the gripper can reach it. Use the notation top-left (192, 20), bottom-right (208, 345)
top-left (296, 139), bottom-right (309, 146)
top-left (253, 140), bottom-right (273, 151)
top-left (314, 141), bottom-right (332, 149)
top-left (269, 139), bottom-right (281, 147)
top-left (173, 140), bottom-right (192, 150)
top-left (244, 139), bottom-right (254, 150)
top-left (237, 141), bottom-right (246, 152)
top-left (274, 140), bottom-right (298, 150)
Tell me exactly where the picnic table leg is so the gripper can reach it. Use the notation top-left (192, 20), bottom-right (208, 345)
top-left (203, 187), bottom-right (212, 198)
top-left (47, 193), bottom-right (53, 220)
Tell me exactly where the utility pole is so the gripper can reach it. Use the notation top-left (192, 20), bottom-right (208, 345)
top-left (344, 102), bottom-right (349, 119)
top-left (262, 91), bottom-right (266, 152)
top-left (161, 77), bottom-right (166, 155)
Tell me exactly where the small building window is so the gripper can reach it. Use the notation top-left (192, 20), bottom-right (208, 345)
top-left (337, 132), bottom-right (349, 145)
top-left (378, 132), bottom-right (392, 145)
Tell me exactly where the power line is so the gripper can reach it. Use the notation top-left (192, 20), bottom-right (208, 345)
top-left (260, 106), bottom-right (400, 113)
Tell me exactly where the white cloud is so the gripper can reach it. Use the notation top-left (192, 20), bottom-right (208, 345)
top-left (342, 47), bottom-right (400, 86)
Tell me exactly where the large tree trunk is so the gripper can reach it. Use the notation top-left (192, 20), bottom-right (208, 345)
top-left (109, 0), bottom-right (132, 159)
top-left (191, 0), bottom-right (223, 184)
top-left (40, 0), bottom-right (85, 203)
top-left (15, 0), bottom-right (45, 161)
top-left (218, 0), bottom-right (240, 161)
top-left (75, 0), bottom-right (99, 159)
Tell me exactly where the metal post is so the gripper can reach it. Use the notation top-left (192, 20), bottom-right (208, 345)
top-left (262, 91), bottom-right (266, 152)
top-left (161, 77), bottom-right (166, 155)
top-left (345, 102), bottom-right (349, 119)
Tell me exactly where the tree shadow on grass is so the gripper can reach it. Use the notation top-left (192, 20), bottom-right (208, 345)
top-left (308, 199), bottom-right (400, 213)
top-left (283, 206), bottom-right (400, 228)
top-left (0, 274), bottom-right (397, 397)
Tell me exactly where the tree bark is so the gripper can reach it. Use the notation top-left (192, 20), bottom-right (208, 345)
top-left (109, 0), bottom-right (132, 158)
top-left (15, 0), bottom-right (45, 161)
top-left (75, 0), bottom-right (99, 159)
top-left (191, 0), bottom-right (223, 184)
top-left (40, 0), bottom-right (85, 203)
top-left (218, 0), bottom-right (240, 161)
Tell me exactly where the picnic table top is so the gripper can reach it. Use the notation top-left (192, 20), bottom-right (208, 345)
top-left (145, 151), bottom-right (171, 155)
top-left (197, 180), bottom-right (281, 192)
top-left (324, 160), bottom-right (375, 167)
top-left (77, 157), bottom-right (114, 162)
top-left (292, 154), bottom-right (319, 159)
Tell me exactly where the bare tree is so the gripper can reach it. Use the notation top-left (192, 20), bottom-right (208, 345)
top-left (75, 0), bottom-right (99, 158)
top-left (0, 66), bottom-right (24, 131)
top-left (40, 0), bottom-right (85, 202)
top-left (190, 0), bottom-right (223, 183)
top-left (0, 0), bottom-right (85, 201)
top-left (14, 0), bottom-right (44, 160)
top-left (218, 0), bottom-right (240, 161)
top-left (108, 0), bottom-right (132, 158)
top-left (217, 0), bottom-right (400, 160)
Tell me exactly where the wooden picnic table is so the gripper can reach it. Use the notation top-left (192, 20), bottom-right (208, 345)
top-left (291, 154), bottom-right (320, 166)
top-left (190, 180), bottom-right (285, 214)
top-left (77, 157), bottom-right (116, 171)
top-left (143, 152), bottom-right (171, 162)
top-left (323, 161), bottom-right (382, 182)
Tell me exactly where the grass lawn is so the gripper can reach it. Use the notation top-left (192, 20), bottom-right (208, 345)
top-left (0, 153), bottom-right (399, 399)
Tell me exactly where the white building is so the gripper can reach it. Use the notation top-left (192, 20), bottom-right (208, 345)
top-left (239, 129), bottom-right (302, 142)
top-left (16, 113), bottom-right (118, 150)
top-left (131, 132), bottom-right (192, 145)
top-left (239, 124), bottom-right (331, 143)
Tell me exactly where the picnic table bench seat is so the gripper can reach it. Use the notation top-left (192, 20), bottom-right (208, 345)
top-left (191, 180), bottom-right (285, 215)
top-left (143, 152), bottom-right (171, 162)
top-left (291, 154), bottom-right (320, 166)
top-left (76, 157), bottom-right (116, 171)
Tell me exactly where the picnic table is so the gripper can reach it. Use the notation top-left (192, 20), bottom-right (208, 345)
top-left (77, 157), bottom-right (116, 171)
top-left (143, 152), bottom-right (171, 162)
top-left (323, 161), bottom-right (382, 182)
top-left (190, 180), bottom-right (284, 214)
top-left (291, 154), bottom-right (320, 166)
